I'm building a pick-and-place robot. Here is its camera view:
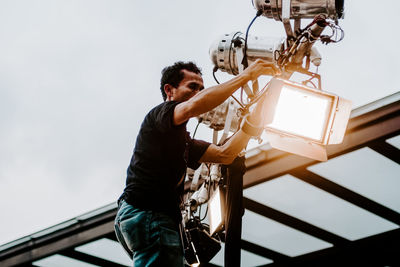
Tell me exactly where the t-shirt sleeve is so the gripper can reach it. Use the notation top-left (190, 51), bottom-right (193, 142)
top-left (151, 101), bottom-right (182, 132)
top-left (187, 138), bottom-right (211, 169)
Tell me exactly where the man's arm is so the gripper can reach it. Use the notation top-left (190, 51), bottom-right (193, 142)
top-left (173, 59), bottom-right (278, 125)
top-left (199, 130), bottom-right (252, 164)
top-left (199, 94), bottom-right (267, 164)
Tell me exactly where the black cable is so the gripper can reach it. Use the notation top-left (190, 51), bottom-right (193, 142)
top-left (213, 66), bottom-right (244, 109)
top-left (229, 31), bottom-right (242, 75)
top-left (192, 120), bottom-right (201, 138)
top-left (242, 10), bottom-right (262, 69)
top-left (332, 24), bottom-right (344, 42)
top-left (200, 204), bottom-right (208, 221)
top-left (275, 0), bottom-right (281, 21)
top-left (212, 67), bottom-right (220, 84)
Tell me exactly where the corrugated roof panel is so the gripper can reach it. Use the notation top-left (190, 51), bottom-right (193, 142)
top-left (308, 147), bottom-right (400, 213)
top-left (210, 243), bottom-right (273, 267)
top-left (244, 175), bottom-right (399, 241)
top-left (242, 210), bottom-right (332, 256)
top-left (33, 254), bottom-right (99, 267)
top-left (75, 238), bottom-right (131, 266)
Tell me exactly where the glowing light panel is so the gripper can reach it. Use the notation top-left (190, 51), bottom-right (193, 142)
top-left (262, 78), bottom-right (351, 161)
top-left (209, 188), bottom-right (224, 235)
top-left (268, 85), bottom-right (333, 141)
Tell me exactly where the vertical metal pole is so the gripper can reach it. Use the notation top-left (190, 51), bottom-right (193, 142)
top-left (223, 156), bottom-right (246, 267)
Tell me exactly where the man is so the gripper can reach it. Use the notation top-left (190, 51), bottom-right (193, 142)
top-left (115, 59), bottom-right (278, 266)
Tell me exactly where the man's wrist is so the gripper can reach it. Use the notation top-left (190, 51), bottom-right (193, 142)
top-left (238, 70), bottom-right (251, 84)
top-left (241, 115), bottom-right (263, 137)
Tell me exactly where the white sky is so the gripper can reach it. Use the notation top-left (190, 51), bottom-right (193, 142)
top-left (0, 0), bottom-right (399, 246)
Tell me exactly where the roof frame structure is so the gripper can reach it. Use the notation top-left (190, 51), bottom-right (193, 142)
top-left (0, 206), bottom-right (117, 266)
top-left (243, 197), bottom-right (349, 246)
top-left (0, 92), bottom-right (399, 267)
top-left (258, 228), bottom-right (400, 267)
top-left (289, 168), bottom-right (400, 225)
top-left (59, 249), bottom-right (127, 267)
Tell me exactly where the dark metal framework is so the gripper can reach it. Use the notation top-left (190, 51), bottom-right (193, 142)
top-left (0, 92), bottom-right (399, 267)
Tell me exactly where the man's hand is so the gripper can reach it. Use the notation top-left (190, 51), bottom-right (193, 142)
top-left (243, 59), bottom-right (279, 127)
top-left (242, 59), bottom-right (280, 82)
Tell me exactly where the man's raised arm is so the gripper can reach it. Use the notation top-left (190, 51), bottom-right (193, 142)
top-left (173, 59), bottom-right (278, 125)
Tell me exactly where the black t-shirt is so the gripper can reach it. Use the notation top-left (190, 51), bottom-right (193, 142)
top-left (119, 101), bottom-right (210, 221)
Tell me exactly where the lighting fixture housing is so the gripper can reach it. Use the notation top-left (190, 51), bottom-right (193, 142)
top-left (262, 77), bottom-right (352, 161)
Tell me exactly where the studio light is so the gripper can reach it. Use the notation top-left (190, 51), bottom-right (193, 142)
top-left (208, 187), bottom-right (225, 236)
top-left (262, 78), bottom-right (352, 161)
top-left (252, 0), bottom-right (344, 20)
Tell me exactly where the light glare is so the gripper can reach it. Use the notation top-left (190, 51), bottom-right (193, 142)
top-left (268, 85), bottom-right (332, 141)
top-left (209, 189), bottom-right (223, 235)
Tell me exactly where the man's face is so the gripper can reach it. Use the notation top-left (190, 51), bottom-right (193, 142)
top-left (168, 69), bottom-right (204, 102)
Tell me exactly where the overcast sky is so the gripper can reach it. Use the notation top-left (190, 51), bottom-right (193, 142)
top-left (0, 0), bottom-right (399, 246)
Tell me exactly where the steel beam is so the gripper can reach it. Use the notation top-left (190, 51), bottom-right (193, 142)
top-left (290, 169), bottom-right (400, 225)
top-left (0, 219), bottom-right (115, 266)
top-left (203, 263), bottom-right (222, 267)
top-left (105, 232), bottom-right (118, 242)
top-left (369, 141), bottom-right (400, 165)
top-left (241, 240), bottom-right (289, 261)
top-left (259, 228), bottom-right (400, 267)
top-left (60, 249), bottom-right (128, 267)
top-left (244, 197), bottom-right (349, 245)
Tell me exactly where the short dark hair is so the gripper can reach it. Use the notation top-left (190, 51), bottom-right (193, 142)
top-left (160, 61), bottom-right (202, 101)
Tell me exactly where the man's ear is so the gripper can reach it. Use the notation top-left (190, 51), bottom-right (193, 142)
top-left (164, 84), bottom-right (174, 100)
